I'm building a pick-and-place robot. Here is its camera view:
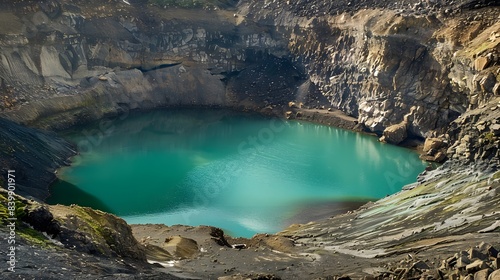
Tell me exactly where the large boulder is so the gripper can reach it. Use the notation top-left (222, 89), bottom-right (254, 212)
top-left (49, 205), bottom-right (147, 260)
top-left (489, 270), bottom-right (500, 280)
top-left (474, 56), bottom-right (491, 71)
top-left (423, 138), bottom-right (444, 153)
top-left (379, 121), bottom-right (408, 145)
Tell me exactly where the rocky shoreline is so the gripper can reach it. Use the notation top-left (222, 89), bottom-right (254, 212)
top-left (127, 162), bottom-right (500, 279)
top-left (1, 160), bottom-right (498, 279)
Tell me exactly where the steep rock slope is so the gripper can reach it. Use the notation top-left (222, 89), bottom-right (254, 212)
top-left (240, 1), bottom-right (500, 149)
top-left (0, 118), bottom-right (75, 200)
top-left (0, 0), bottom-right (307, 131)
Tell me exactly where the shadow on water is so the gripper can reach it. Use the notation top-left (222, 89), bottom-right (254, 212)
top-left (46, 179), bottom-right (114, 213)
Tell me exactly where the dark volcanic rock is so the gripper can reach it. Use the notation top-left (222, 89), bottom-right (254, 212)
top-left (24, 205), bottom-right (61, 236)
top-left (0, 118), bottom-right (75, 200)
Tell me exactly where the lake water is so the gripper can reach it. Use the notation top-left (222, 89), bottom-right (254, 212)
top-left (48, 109), bottom-right (427, 237)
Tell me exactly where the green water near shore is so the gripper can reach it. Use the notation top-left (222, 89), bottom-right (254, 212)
top-left (48, 109), bottom-right (427, 237)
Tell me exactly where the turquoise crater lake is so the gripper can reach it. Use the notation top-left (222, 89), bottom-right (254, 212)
top-left (48, 109), bottom-right (427, 237)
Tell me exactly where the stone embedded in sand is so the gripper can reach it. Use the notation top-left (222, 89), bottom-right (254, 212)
top-left (249, 234), bottom-right (295, 253)
top-left (163, 236), bottom-right (199, 259)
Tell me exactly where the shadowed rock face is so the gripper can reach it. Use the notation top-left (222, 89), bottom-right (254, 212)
top-left (243, 3), bottom-right (499, 144)
top-left (0, 118), bottom-right (75, 200)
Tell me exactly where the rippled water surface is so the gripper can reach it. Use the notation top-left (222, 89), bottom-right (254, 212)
top-left (48, 109), bottom-right (427, 237)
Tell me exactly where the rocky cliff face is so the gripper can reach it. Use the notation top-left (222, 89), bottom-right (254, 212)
top-left (0, 0), bottom-right (307, 131)
top-left (0, 0), bottom-right (499, 164)
top-left (240, 0), bottom-right (499, 150)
